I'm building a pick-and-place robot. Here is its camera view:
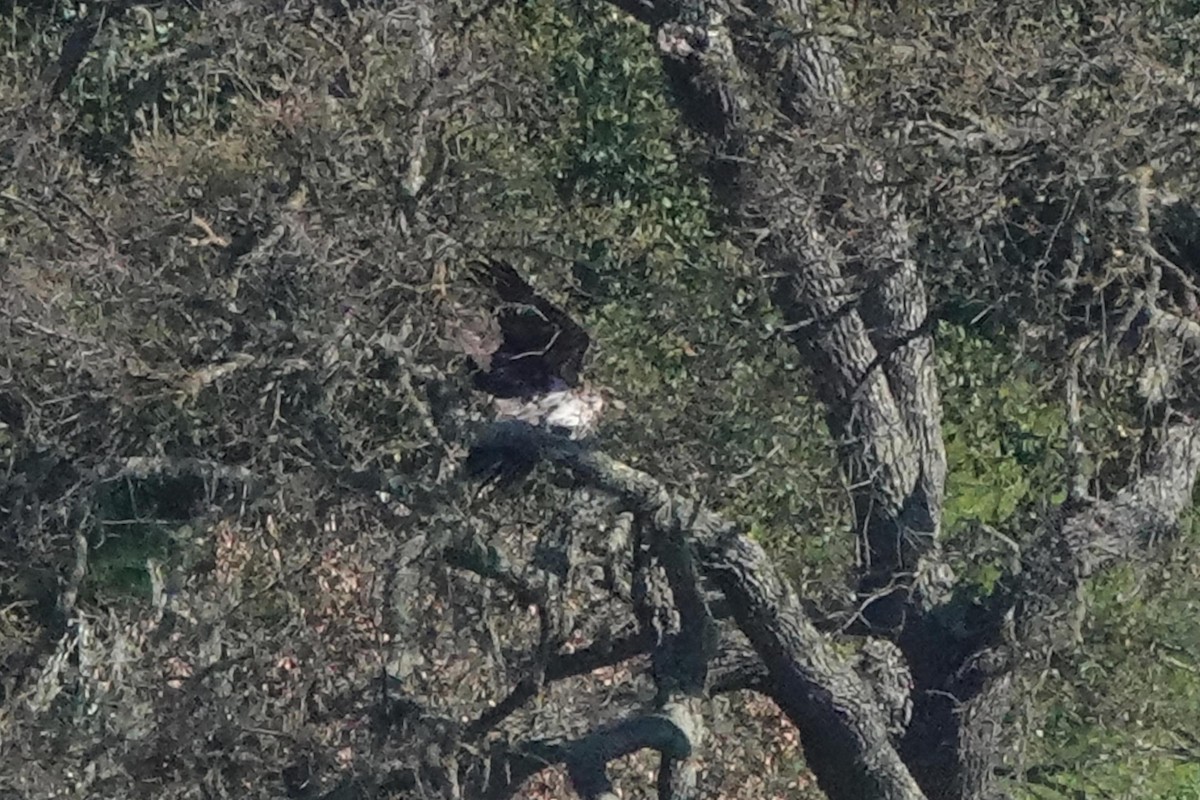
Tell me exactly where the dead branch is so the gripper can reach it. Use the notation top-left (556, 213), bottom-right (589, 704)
top-left (102, 456), bottom-right (256, 485)
top-left (185, 212), bottom-right (230, 248)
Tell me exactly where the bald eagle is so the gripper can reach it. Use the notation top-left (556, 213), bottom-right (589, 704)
top-left (450, 260), bottom-right (606, 482)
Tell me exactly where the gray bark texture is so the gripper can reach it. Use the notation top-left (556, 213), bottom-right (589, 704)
top-left (459, 1), bottom-right (1200, 799)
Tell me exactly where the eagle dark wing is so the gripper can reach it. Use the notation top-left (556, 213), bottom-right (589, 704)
top-left (471, 260), bottom-right (591, 398)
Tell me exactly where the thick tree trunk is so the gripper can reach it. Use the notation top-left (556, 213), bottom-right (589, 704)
top-left (594, 2), bottom-right (1200, 798)
top-left (514, 427), bottom-right (929, 800)
top-left (950, 415), bottom-right (1200, 798)
top-left (629, 0), bottom-right (951, 626)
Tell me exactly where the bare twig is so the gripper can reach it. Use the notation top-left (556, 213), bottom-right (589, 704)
top-left (1, 191), bottom-right (92, 251)
top-left (1064, 347), bottom-right (1091, 503)
top-left (401, 2), bottom-right (437, 198)
top-left (102, 456), bottom-right (256, 485)
top-left (58, 506), bottom-right (91, 617)
top-left (185, 212), bottom-right (230, 248)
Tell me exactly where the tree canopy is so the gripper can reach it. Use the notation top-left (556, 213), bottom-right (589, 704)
top-left (2, 1), bottom-right (1200, 799)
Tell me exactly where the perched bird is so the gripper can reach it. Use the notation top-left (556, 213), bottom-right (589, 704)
top-left (491, 387), bottom-right (604, 438)
top-left (448, 260), bottom-right (607, 483)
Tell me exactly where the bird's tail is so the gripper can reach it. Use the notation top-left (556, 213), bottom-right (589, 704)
top-left (465, 421), bottom-right (542, 490)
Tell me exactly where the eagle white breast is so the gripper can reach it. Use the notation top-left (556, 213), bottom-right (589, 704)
top-left (492, 387), bottom-right (605, 440)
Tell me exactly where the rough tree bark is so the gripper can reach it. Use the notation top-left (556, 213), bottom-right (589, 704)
top-left (450, 2), bottom-right (1200, 799)
top-left (3, 2), bottom-right (1195, 799)
top-left (461, 422), bottom-right (926, 799)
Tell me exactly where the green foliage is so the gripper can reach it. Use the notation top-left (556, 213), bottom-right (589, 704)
top-left (452, 0), bottom-right (852, 588)
top-left (6, 2), bottom-right (226, 167)
top-left (465, 0), bottom-right (714, 254)
top-left (86, 478), bottom-right (196, 601)
top-left (1018, 516), bottom-right (1200, 799)
top-left (86, 524), bottom-right (172, 600)
top-left (938, 323), bottom-right (1066, 537)
top-left (510, 2), bottom-right (690, 206)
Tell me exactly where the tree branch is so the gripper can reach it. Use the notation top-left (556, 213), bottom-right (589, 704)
top-left (470, 702), bottom-right (701, 800)
top-left (604, 0), bottom-right (948, 630)
top-left (950, 417), bottom-right (1200, 799)
top-left (602, 0), bottom-right (663, 26)
top-left (473, 423), bottom-right (926, 800)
